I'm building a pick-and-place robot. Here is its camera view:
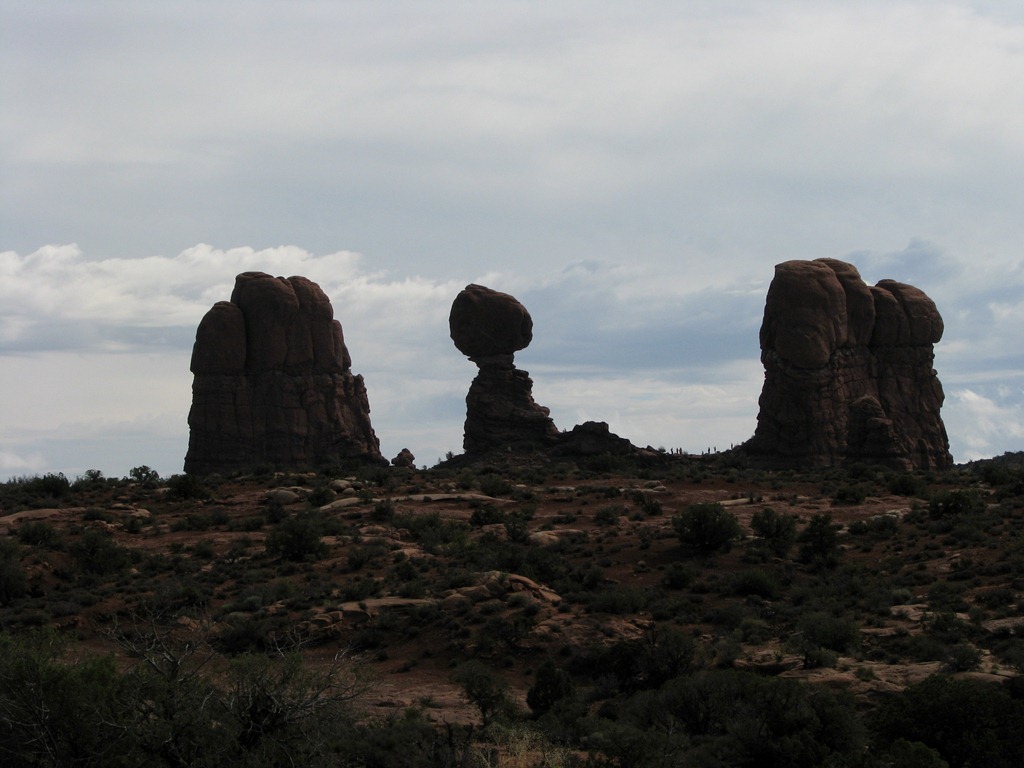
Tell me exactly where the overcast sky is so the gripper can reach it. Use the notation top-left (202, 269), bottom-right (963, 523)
top-left (3, 1), bottom-right (1024, 479)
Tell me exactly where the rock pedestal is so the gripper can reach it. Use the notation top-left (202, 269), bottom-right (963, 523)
top-left (449, 284), bottom-right (559, 454)
top-left (744, 259), bottom-right (951, 470)
top-left (185, 272), bottom-right (383, 474)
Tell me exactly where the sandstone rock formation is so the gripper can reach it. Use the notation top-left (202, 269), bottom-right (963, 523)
top-left (744, 258), bottom-right (951, 470)
top-left (449, 284), bottom-right (559, 454)
top-left (391, 448), bottom-right (416, 469)
top-left (185, 272), bottom-right (383, 474)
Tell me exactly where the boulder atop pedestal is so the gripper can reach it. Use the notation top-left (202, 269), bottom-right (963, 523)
top-left (449, 283), bottom-right (534, 360)
top-left (744, 258), bottom-right (950, 470)
top-left (185, 272), bottom-right (383, 474)
top-left (449, 284), bottom-right (559, 454)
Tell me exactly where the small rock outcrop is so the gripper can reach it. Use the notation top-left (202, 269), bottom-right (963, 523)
top-left (449, 284), bottom-right (559, 454)
top-left (391, 448), bottom-right (416, 468)
top-left (185, 271), bottom-right (383, 474)
top-left (744, 258), bottom-right (951, 470)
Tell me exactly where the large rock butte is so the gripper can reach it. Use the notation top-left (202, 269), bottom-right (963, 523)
top-left (184, 272), bottom-right (383, 474)
top-left (449, 284), bottom-right (559, 454)
top-left (743, 258), bottom-right (951, 470)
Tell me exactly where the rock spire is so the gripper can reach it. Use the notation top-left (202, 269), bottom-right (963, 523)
top-left (744, 258), bottom-right (951, 470)
top-left (184, 272), bottom-right (383, 474)
top-left (449, 284), bottom-right (559, 454)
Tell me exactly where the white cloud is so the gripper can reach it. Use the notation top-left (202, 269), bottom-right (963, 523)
top-left (946, 387), bottom-right (1024, 461)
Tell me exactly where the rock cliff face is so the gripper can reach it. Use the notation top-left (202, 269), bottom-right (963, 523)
top-left (744, 258), bottom-right (951, 470)
top-left (185, 272), bottom-right (383, 474)
top-left (449, 284), bottom-right (559, 454)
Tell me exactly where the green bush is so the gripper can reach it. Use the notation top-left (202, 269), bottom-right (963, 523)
top-left (731, 568), bottom-right (782, 599)
top-left (673, 503), bottom-right (742, 553)
top-left (452, 660), bottom-right (512, 726)
top-left (16, 520), bottom-right (63, 549)
top-left (872, 675), bottom-right (1024, 768)
top-left (796, 611), bottom-right (859, 665)
top-left (69, 528), bottom-right (132, 575)
top-left (833, 484), bottom-right (869, 505)
top-left (929, 488), bottom-right (985, 518)
top-left (166, 473), bottom-right (210, 500)
top-left (0, 540), bottom-right (29, 605)
top-left (527, 657), bottom-right (575, 717)
top-left (887, 472), bottom-right (927, 497)
top-left (750, 507), bottom-right (798, 557)
top-left (127, 465), bottom-right (161, 485)
top-left (265, 513), bottom-right (328, 562)
top-left (797, 514), bottom-right (841, 568)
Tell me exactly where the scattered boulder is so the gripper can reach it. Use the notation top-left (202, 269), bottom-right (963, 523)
top-left (449, 284), bottom-right (559, 454)
top-left (185, 272), bottom-right (384, 474)
top-left (744, 259), bottom-right (951, 470)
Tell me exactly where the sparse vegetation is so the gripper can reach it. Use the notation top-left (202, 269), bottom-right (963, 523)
top-left (0, 456), bottom-right (1022, 766)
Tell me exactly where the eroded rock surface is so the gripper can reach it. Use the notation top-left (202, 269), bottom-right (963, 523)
top-left (449, 284), bottom-right (559, 454)
top-left (185, 271), bottom-right (383, 474)
top-left (744, 258), bottom-right (951, 470)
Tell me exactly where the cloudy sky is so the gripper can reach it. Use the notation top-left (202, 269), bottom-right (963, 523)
top-left (3, 0), bottom-right (1024, 479)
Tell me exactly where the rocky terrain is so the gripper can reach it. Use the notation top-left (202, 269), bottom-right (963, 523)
top-left (3, 452), bottom-right (1024, 766)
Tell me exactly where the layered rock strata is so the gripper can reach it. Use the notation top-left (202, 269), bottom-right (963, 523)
top-left (449, 284), bottom-right (559, 454)
top-left (744, 258), bottom-right (951, 470)
top-left (185, 271), bottom-right (382, 474)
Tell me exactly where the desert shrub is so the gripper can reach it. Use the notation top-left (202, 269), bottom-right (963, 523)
top-left (750, 507), bottom-right (798, 557)
top-left (944, 643), bottom-right (982, 672)
top-left (795, 611), bottom-right (859, 665)
top-left (601, 670), bottom-right (863, 767)
top-left (0, 631), bottom-right (124, 766)
top-left (833, 484), bottom-right (869, 505)
top-left (871, 674), bottom-right (1024, 768)
top-left (731, 568), bottom-right (782, 599)
top-left (469, 504), bottom-right (505, 526)
top-left (630, 490), bottom-right (663, 516)
top-left (190, 540), bottom-right (215, 560)
top-left (166, 473), bottom-right (209, 500)
top-left (347, 542), bottom-right (387, 571)
top-left (929, 488), bottom-right (985, 519)
top-left (673, 503), bottom-right (742, 553)
top-left (589, 586), bottom-right (647, 615)
top-left (127, 464), bottom-right (161, 485)
top-left (16, 520), bottom-right (63, 549)
top-left (527, 657), bottom-right (576, 718)
top-left (25, 472), bottom-right (72, 500)
top-left (392, 512), bottom-right (468, 553)
top-left (478, 473), bottom-right (513, 497)
top-left (265, 513), bottom-right (328, 562)
top-left (0, 540), bottom-right (29, 605)
top-left (739, 616), bottom-right (773, 643)
top-left (594, 504), bottom-right (625, 526)
top-left (661, 561), bottom-right (696, 590)
top-left (452, 660), bottom-right (513, 726)
top-left (887, 472), bottom-right (928, 497)
top-left (574, 628), bottom-right (697, 697)
top-left (848, 514), bottom-right (900, 541)
top-left (69, 528), bottom-right (132, 575)
top-left (797, 514), bottom-right (841, 568)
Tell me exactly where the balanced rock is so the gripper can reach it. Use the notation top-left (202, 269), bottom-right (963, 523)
top-left (184, 272), bottom-right (383, 474)
top-left (744, 259), bottom-right (951, 470)
top-left (449, 284), bottom-right (559, 454)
